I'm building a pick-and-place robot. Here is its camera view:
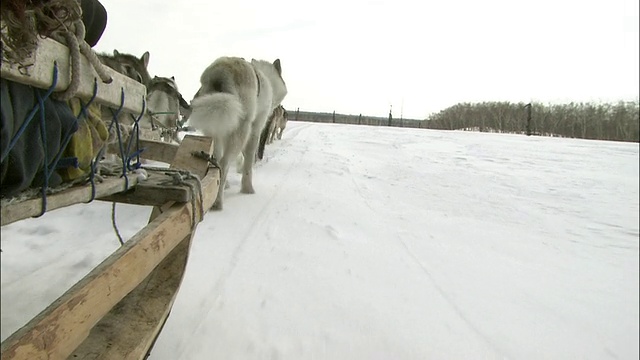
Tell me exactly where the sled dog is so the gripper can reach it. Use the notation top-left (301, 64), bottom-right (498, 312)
top-left (147, 76), bottom-right (190, 142)
top-left (98, 49), bottom-right (152, 87)
top-left (256, 105), bottom-right (285, 161)
top-left (187, 57), bottom-right (287, 209)
top-left (276, 107), bottom-right (288, 140)
top-left (98, 50), bottom-right (154, 151)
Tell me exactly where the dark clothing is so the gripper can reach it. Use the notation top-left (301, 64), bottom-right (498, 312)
top-left (0, 0), bottom-right (106, 198)
top-left (0, 79), bottom-right (79, 198)
top-left (80, 0), bottom-right (107, 47)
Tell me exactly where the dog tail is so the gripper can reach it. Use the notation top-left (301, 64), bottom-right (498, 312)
top-left (187, 93), bottom-right (244, 138)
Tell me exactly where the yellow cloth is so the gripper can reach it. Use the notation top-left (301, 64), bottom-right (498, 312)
top-left (58, 98), bottom-right (109, 181)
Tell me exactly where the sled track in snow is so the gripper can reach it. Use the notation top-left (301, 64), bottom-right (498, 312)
top-left (183, 122), bottom-right (316, 345)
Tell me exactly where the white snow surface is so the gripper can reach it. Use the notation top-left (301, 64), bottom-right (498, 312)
top-left (1, 122), bottom-right (638, 359)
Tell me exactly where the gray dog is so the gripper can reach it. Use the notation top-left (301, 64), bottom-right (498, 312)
top-left (188, 57), bottom-right (288, 210)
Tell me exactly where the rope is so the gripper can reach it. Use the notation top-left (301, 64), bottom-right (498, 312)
top-left (192, 150), bottom-right (220, 169)
top-left (53, 28), bottom-right (81, 101)
top-left (109, 88), bottom-right (130, 189)
top-left (50, 16), bottom-right (112, 101)
top-left (148, 111), bottom-right (180, 141)
top-left (35, 90), bottom-right (50, 217)
top-left (1, 0), bottom-right (81, 68)
top-left (31, 64), bottom-right (81, 218)
top-left (125, 96), bottom-right (146, 170)
top-left (142, 166), bottom-right (205, 231)
top-left (86, 158), bottom-right (98, 202)
top-left (111, 202), bottom-right (125, 246)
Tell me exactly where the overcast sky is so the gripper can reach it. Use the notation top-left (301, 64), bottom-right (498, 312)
top-left (95, 0), bottom-right (639, 120)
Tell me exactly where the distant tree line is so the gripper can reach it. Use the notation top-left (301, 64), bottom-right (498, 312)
top-left (423, 101), bottom-right (640, 142)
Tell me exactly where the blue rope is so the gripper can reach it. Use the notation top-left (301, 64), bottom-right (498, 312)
top-left (83, 79), bottom-right (101, 203)
top-left (34, 90), bottom-right (49, 218)
top-left (125, 95), bottom-right (146, 171)
top-left (109, 88), bottom-right (129, 190)
top-left (79, 78), bottom-right (99, 120)
top-left (0, 63), bottom-right (59, 164)
top-left (86, 158), bottom-right (98, 203)
top-left (44, 79), bottom-right (96, 184)
top-left (32, 64), bottom-right (86, 218)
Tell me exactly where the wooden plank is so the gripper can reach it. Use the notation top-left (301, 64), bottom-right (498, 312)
top-left (69, 234), bottom-right (192, 359)
top-left (1, 175), bottom-right (139, 227)
top-left (122, 135), bottom-right (216, 359)
top-left (139, 139), bottom-right (179, 164)
top-left (167, 135), bottom-right (214, 178)
top-left (0, 135), bottom-right (219, 360)
top-left (0, 37), bottom-right (146, 115)
top-left (99, 172), bottom-right (193, 206)
top-left (0, 186), bottom-right (209, 359)
top-left (147, 135), bottom-right (214, 222)
top-left (1, 135), bottom-right (211, 225)
top-left (68, 135), bottom-right (218, 360)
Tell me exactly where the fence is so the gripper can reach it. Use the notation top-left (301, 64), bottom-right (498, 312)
top-left (289, 109), bottom-right (428, 129)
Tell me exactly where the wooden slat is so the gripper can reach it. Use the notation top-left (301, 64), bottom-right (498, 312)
top-left (166, 135), bottom-right (214, 179)
top-left (139, 139), bottom-right (179, 164)
top-left (146, 135), bottom-right (214, 222)
top-left (100, 136), bottom-right (212, 206)
top-left (99, 172), bottom-right (194, 206)
top-left (0, 201), bottom-right (191, 359)
top-left (128, 135), bottom-right (216, 359)
top-left (0, 37), bottom-right (146, 115)
top-left (0, 170), bottom-right (219, 360)
top-left (69, 135), bottom-right (217, 360)
top-left (68, 232), bottom-right (192, 359)
top-left (1, 175), bottom-right (139, 227)
top-left (0, 135), bottom-right (218, 360)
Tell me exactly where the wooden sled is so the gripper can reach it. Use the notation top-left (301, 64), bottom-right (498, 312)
top-left (1, 37), bottom-right (220, 359)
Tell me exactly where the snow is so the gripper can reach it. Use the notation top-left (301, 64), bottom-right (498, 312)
top-left (1, 122), bottom-right (638, 359)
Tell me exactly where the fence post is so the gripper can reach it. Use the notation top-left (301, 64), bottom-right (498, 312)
top-left (332, 110), bottom-right (335, 123)
top-left (295, 107), bottom-right (299, 121)
top-left (524, 103), bottom-right (532, 136)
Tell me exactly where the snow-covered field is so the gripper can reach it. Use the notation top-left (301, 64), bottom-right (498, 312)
top-left (1, 121), bottom-right (638, 359)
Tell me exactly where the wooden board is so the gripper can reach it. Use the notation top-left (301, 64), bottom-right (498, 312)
top-left (66, 135), bottom-right (217, 360)
top-left (0, 200), bottom-right (194, 359)
top-left (1, 175), bottom-right (139, 227)
top-left (1, 138), bottom-right (190, 225)
top-left (139, 139), bottom-right (179, 164)
top-left (68, 225), bottom-right (193, 359)
top-left (146, 135), bottom-right (215, 222)
top-left (0, 135), bottom-right (219, 360)
top-left (165, 135), bottom-right (214, 179)
top-left (101, 136), bottom-right (212, 206)
top-left (99, 172), bottom-right (194, 206)
top-left (0, 37), bottom-right (146, 115)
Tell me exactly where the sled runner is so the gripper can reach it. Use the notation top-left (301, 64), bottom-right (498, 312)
top-left (1, 29), bottom-right (219, 360)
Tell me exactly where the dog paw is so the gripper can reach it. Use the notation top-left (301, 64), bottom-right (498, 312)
top-left (240, 186), bottom-right (255, 194)
top-left (211, 201), bottom-right (223, 211)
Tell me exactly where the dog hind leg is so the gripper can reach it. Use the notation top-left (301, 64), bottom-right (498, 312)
top-left (240, 130), bottom-right (262, 194)
top-left (212, 141), bottom-right (230, 210)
